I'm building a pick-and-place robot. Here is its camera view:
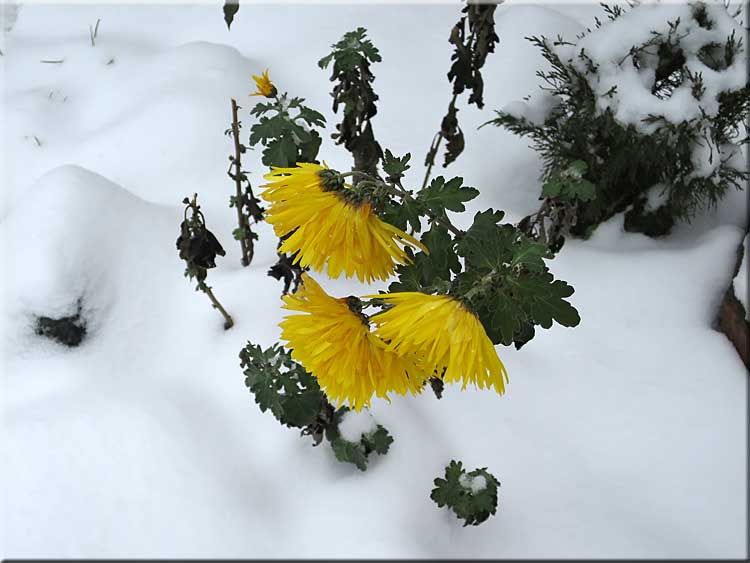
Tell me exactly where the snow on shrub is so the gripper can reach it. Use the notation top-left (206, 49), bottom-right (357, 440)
top-left (490, 1), bottom-right (749, 247)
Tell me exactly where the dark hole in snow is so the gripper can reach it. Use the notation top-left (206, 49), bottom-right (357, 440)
top-left (34, 303), bottom-right (87, 347)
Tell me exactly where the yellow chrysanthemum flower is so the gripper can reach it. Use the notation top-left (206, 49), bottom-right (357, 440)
top-left (261, 162), bottom-right (428, 283)
top-left (250, 68), bottom-right (275, 97)
top-left (367, 292), bottom-right (509, 394)
top-left (280, 274), bottom-right (428, 410)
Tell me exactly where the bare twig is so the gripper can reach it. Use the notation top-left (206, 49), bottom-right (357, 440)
top-left (89, 18), bottom-right (101, 47)
top-left (230, 98), bottom-right (252, 266)
top-left (198, 280), bottom-right (234, 330)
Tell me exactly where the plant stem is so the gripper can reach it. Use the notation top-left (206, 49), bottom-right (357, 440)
top-left (198, 280), bottom-right (234, 330)
top-left (421, 93), bottom-right (458, 190)
top-left (230, 98), bottom-right (252, 266)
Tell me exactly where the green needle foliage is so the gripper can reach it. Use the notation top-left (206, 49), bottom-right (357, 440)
top-left (431, 460), bottom-right (500, 526)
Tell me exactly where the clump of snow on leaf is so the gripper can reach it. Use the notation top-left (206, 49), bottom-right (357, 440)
top-left (338, 409), bottom-right (378, 443)
top-left (459, 472), bottom-right (488, 494)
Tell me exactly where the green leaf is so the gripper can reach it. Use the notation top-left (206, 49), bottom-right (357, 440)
top-left (240, 344), bottom-right (285, 421)
top-left (541, 177), bottom-right (564, 198)
top-left (249, 114), bottom-right (288, 147)
top-left (249, 101), bottom-right (275, 117)
top-left (388, 224), bottom-right (458, 293)
top-left (542, 160), bottom-right (597, 203)
top-left (567, 159), bottom-right (587, 178)
top-left (323, 27), bottom-right (381, 73)
top-left (419, 176), bottom-right (479, 214)
top-left (297, 106), bottom-right (326, 128)
top-left (317, 52), bottom-right (334, 70)
top-left (298, 131), bottom-right (322, 163)
top-left (567, 178), bottom-right (596, 202)
top-left (380, 198), bottom-right (423, 234)
top-left (281, 385), bottom-right (323, 428)
top-left (454, 209), bottom-right (579, 346)
top-left (388, 255), bottom-right (423, 292)
top-left (509, 238), bottom-right (549, 273)
top-left (330, 438), bottom-right (369, 471)
top-left (263, 135), bottom-right (298, 168)
top-left (484, 293), bottom-right (523, 345)
top-left (362, 425), bottom-right (393, 455)
top-left (239, 343), bottom-right (325, 429)
top-left (455, 209), bottom-right (512, 271)
top-left (382, 149), bottom-right (411, 182)
top-left (517, 275), bottom-right (580, 329)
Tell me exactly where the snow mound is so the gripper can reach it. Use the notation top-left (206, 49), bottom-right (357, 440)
top-left (3, 40), bottom-right (258, 217)
top-left (1, 165), bottom-right (178, 350)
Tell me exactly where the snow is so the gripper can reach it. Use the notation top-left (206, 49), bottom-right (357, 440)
top-left (734, 234), bottom-right (748, 318)
top-left (338, 409), bottom-right (378, 443)
top-left (499, 90), bottom-right (559, 125)
top-left (1, 1), bottom-right (747, 559)
top-left (459, 472), bottom-right (487, 494)
top-left (644, 183), bottom-right (669, 210)
top-left (690, 132), bottom-right (721, 179)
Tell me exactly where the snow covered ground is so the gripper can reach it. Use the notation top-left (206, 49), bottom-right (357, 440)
top-left (2, 1), bottom-right (747, 558)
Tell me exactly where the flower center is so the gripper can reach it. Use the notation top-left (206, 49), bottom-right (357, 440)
top-left (319, 169), bottom-right (346, 192)
top-left (345, 296), bottom-right (370, 326)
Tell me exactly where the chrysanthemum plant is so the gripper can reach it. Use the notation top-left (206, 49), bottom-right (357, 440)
top-left (431, 460), bottom-right (500, 527)
top-left (238, 25), bottom-right (581, 479)
top-left (489, 1), bottom-right (748, 249)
